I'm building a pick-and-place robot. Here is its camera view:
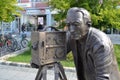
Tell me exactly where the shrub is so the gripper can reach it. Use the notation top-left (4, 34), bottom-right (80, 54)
top-left (66, 51), bottom-right (73, 61)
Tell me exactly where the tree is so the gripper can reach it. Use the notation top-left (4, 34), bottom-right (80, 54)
top-left (49, 0), bottom-right (71, 28)
top-left (0, 0), bottom-right (22, 34)
top-left (49, 0), bottom-right (120, 30)
top-left (0, 0), bottom-right (22, 22)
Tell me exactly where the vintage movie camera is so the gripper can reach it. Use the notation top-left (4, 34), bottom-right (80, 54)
top-left (31, 31), bottom-right (66, 66)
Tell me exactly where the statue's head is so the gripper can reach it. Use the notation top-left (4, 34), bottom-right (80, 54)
top-left (66, 7), bottom-right (91, 40)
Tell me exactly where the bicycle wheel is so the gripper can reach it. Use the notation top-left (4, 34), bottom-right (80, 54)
top-left (21, 39), bottom-right (29, 48)
top-left (6, 38), bottom-right (18, 51)
top-left (16, 42), bottom-right (21, 50)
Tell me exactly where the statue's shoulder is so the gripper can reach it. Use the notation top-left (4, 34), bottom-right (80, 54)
top-left (89, 27), bottom-right (112, 46)
top-left (90, 27), bottom-right (108, 38)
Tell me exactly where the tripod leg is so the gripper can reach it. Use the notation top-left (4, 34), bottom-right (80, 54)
top-left (54, 63), bottom-right (59, 80)
top-left (35, 63), bottom-right (67, 80)
top-left (57, 63), bottom-right (67, 80)
top-left (35, 66), bottom-right (43, 80)
top-left (42, 66), bottom-right (47, 80)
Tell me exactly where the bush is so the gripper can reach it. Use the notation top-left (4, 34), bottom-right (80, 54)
top-left (66, 51), bottom-right (73, 61)
top-left (28, 41), bottom-right (31, 47)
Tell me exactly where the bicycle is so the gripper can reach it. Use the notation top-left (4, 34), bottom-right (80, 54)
top-left (0, 34), bottom-right (7, 51)
top-left (0, 33), bottom-right (18, 55)
top-left (20, 33), bottom-right (29, 48)
top-left (11, 34), bottom-right (21, 51)
top-left (7, 33), bottom-right (19, 51)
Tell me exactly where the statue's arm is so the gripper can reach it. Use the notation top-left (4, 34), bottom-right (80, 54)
top-left (93, 42), bottom-right (112, 80)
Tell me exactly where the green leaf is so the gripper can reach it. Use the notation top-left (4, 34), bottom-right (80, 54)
top-left (49, 0), bottom-right (120, 30)
top-left (0, 0), bottom-right (23, 22)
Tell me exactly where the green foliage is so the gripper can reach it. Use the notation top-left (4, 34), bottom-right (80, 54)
top-left (49, 0), bottom-right (120, 30)
top-left (28, 41), bottom-right (31, 47)
top-left (66, 51), bottom-right (74, 61)
top-left (60, 60), bottom-right (75, 67)
top-left (114, 44), bottom-right (120, 70)
top-left (49, 0), bottom-right (70, 11)
top-left (0, 0), bottom-right (22, 22)
top-left (49, 0), bottom-right (71, 28)
top-left (91, 0), bottom-right (120, 30)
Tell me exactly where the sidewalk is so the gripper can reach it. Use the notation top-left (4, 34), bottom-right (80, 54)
top-left (0, 64), bottom-right (77, 80)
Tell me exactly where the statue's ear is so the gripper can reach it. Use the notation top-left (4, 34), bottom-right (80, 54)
top-left (86, 21), bottom-right (92, 27)
top-left (83, 18), bottom-right (91, 27)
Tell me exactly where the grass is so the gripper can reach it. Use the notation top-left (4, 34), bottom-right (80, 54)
top-left (60, 60), bottom-right (75, 67)
top-left (7, 49), bottom-right (31, 63)
top-left (114, 44), bottom-right (120, 69)
top-left (7, 45), bottom-right (120, 68)
top-left (7, 48), bottom-right (75, 67)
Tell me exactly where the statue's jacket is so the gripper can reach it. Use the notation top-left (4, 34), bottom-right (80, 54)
top-left (67, 27), bottom-right (120, 80)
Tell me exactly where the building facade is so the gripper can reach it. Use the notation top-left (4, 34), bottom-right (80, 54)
top-left (2, 0), bottom-right (55, 34)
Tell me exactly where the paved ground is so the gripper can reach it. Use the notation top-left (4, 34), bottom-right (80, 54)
top-left (0, 64), bottom-right (77, 80)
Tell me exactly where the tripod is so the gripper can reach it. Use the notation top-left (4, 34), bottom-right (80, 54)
top-left (35, 62), bottom-right (67, 80)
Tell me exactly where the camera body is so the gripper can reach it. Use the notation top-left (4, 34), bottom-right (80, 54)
top-left (31, 31), bottom-right (66, 66)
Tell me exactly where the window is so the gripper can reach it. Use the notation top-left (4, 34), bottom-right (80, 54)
top-left (31, 0), bottom-right (48, 2)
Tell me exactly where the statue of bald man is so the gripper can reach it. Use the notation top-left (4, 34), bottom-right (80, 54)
top-left (66, 7), bottom-right (120, 80)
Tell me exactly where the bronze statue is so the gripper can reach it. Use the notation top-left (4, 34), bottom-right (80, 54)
top-left (66, 7), bottom-right (120, 80)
